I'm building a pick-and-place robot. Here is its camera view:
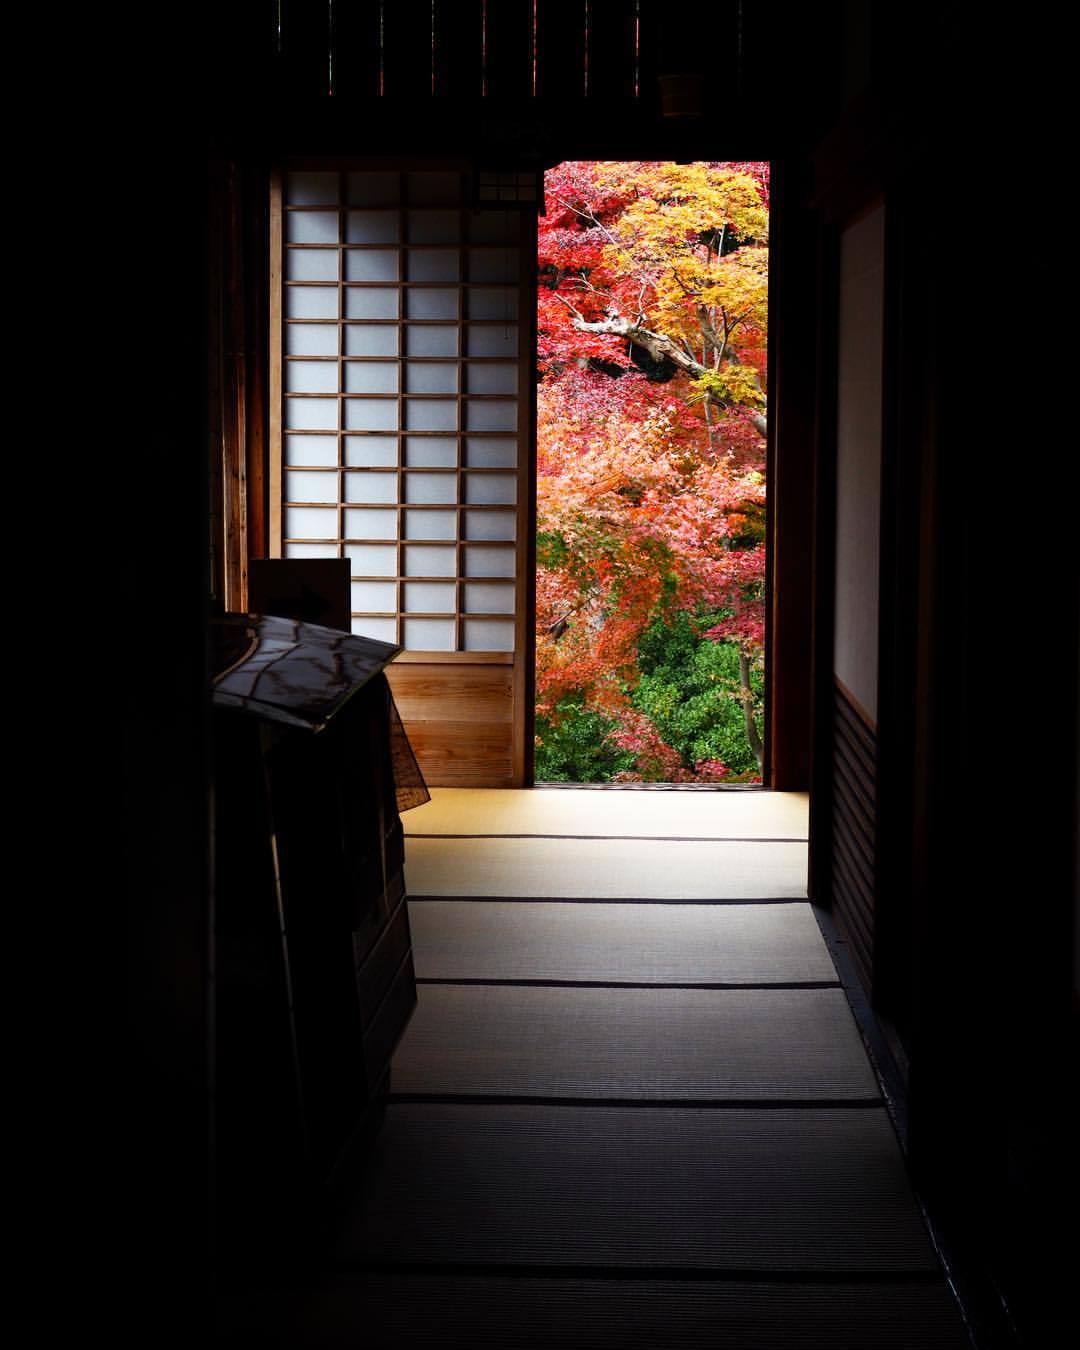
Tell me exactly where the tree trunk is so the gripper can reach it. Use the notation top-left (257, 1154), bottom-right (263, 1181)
top-left (568, 311), bottom-right (767, 437)
top-left (738, 648), bottom-right (764, 774)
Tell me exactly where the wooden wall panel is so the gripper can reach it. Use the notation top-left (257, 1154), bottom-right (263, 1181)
top-left (387, 660), bottom-right (515, 786)
top-left (831, 678), bottom-right (877, 995)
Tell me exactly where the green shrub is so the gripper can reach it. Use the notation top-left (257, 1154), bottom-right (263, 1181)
top-left (633, 610), bottom-right (763, 778)
top-left (534, 696), bottom-right (636, 783)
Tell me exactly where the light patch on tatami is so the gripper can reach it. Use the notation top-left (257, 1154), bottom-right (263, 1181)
top-left (404, 786), bottom-right (810, 841)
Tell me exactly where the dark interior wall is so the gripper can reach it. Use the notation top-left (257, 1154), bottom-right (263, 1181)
top-left (833, 203), bottom-right (884, 721)
top-left (824, 15), bottom-right (1078, 1346)
top-left (124, 5), bottom-right (1076, 1345)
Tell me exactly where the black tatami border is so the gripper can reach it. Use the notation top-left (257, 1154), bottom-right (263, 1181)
top-left (408, 894), bottom-right (810, 905)
top-left (385, 1094), bottom-right (886, 1109)
top-left (407, 832), bottom-right (809, 843)
top-left (329, 1258), bottom-right (944, 1284)
top-left (416, 977), bottom-right (841, 990)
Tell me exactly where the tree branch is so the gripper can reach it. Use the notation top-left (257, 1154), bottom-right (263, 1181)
top-left (567, 310), bottom-right (768, 437)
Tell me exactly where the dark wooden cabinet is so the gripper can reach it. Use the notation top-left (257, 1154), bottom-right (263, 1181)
top-left (211, 615), bottom-right (421, 1272)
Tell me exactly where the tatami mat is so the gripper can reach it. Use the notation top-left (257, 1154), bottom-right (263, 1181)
top-left (336, 1104), bottom-right (937, 1271)
top-left (409, 900), bottom-right (835, 984)
top-left (405, 787), bottom-right (810, 840)
top-left (218, 1276), bottom-right (971, 1348)
top-left (405, 836), bottom-right (808, 899)
top-left (393, 985), bottom-right (879, 1100)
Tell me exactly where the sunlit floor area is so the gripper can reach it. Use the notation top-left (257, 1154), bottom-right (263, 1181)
top-left (222, 789), bottom-right (970, 1346)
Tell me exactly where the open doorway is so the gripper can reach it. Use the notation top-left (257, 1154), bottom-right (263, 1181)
top-left (534, 161), bottom-right (770, 785)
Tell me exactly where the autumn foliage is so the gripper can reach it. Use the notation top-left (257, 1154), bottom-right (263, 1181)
top-left (535, 161), bottom-right (769, 782)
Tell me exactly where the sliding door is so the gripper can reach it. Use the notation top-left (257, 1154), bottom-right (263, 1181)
top-left (270, 167), bottom-right (534, 785)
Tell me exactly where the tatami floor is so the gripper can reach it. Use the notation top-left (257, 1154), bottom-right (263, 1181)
top-left (224, 788), bottom-right (971, 1346)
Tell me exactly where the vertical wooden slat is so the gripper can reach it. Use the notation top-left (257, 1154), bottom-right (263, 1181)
top-left (831, 678), bottom-right (877, 997)
top-left (435, 0), bottom-right (484, 99)
top-left (245, 167), bottom-right (270, 574)
top-left (514, 205), bottom-right (538, 785)
top-left (222, 160), bottom-right (249, 612)
top-left (207, 161), bottom-right (226, 607)
top-left (633, 0), bottom-right (661, 108)
top-left (269, 171), bottom-right (284, 558)
top-left (333, 0), bottom-right (383, 98)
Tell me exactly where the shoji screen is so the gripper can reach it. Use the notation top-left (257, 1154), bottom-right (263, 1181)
top-left (270, 168), bottom-right (533, 785)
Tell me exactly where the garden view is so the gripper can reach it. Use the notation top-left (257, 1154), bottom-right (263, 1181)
top-left (535, 161), bottom-right (770, 783)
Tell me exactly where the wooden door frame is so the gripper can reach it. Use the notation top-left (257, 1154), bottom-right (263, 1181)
top-left (224, 152), bottom-right (822, 793)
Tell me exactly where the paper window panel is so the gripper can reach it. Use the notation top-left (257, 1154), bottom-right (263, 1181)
top-left (344, 399), bottom-right (398, 431)
top-left (403, 618), bottom-right (456, 650)
top-left (286, 249), bottom-right (338, 282)
top-left (404, 544), bottom-right (456, 576)
top-left (346, 173), bottom-right (400, 206)
top-left (344, 508), bottom-right (397, 540)
top-left (286, 506), bottom-right (338, 539)
top-left (466, 437), bottom-right (517, 468)
top-left (467, 400), bottom-right (518, 432)
top-left (407, 210), bottom-right (459, 243)
top-left (286, 172), bottom-right (339, 205)
top-left (406, 325), bottom-right (458, 357)
top-left (408, 249), bottom-right (460, 282)
top-left (404, 582), bottom-right (456, 613)
top-left (344, 472), bottom-right (397, 504)
top-left (465, 510), bottom-right (516, 541)
top-left (287, 434), bottom-right (338, 467)
top-left (276, 167), bottom-right (525, 659)
top-left (463, 619), bottom-right (515, 651)
top-left (286, 397), bottom-right (338, 431)
top-left (287, 211), bottom-right (339, 244)
top-left (286, 541), bottom-right (339, 559)
top-left (405, 472), bottom-right (456, 504)
top-left (465, 582), bottom-right (515, 614)
top-left (405, 436), bottom-right (456, 467)
top-left (468, 249), bottom-right (518, 283)
top-left (344, 362), bottom-right (399, 394)
top-left (287, 470), bottom-right (338, 503)
top-left (405, 399), bottom-right (457, 431)
top-left (344, 325), bottom-right (399, 356)
top-left (351, 581), bottom-right (398, 613)
top-left (404, 509), bottom-right (456, 540)
top-left (286, 286), bottom-right (339, 320)
top-left (464, 545), bottom-right (516, 577)
top-left (286, 361), bottom-right (339, 394)
top-left (466, 473), bottom-right (517, 505)
top-left (405, 362), bottom-right (459, 394)
top-left (406, 288), bottom-right (459, 321)
top-left (468, 211), bottom-right (521, 243)
top-left (286, 324), bottom-right (338, 356)
top-left (345, 288), bottom-right (399, 320)
top-left (467, 363), bottom-right (517, 395)
top-left (346, 544), bottom-right (397, 576)
top-left (346, 211), bottom-right (400, 244)
top-left (345, 436), bottom-right (398, 467)
top-left (351, 617), bottom-right (398, 642)
top-left (469, 287), bottom-right (519, 320)
top-left (344, 249), bottom-right (400, 282)
top-left (467, 325), bottom-right (518, 358)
